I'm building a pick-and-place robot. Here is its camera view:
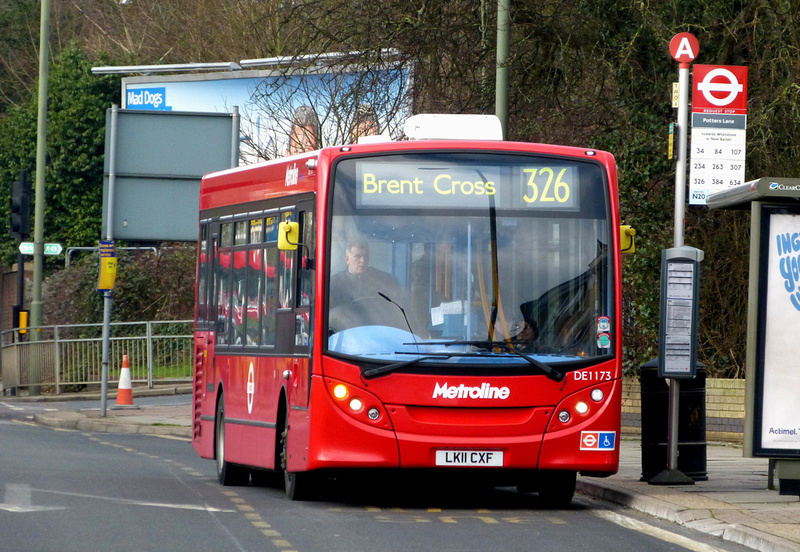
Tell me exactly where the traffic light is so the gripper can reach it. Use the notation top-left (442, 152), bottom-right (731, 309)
top-left (10, 169), bottom-right (31, 240)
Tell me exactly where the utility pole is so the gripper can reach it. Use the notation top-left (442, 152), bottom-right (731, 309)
top-left (495, 0), bottom-right (510, 139)
top-left (29, 0), bottom-right (53, 396)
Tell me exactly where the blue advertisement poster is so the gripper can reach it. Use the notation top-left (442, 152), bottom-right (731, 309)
top-left (122, 58), bottom-right (412, 165)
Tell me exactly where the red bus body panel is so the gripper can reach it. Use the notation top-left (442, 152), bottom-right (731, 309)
top-left (301, 358), bottom-right (621, 472)
top-left (194, 140), bottom-right (623, 479)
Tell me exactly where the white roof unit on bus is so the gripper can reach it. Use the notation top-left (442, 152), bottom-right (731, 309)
top-left (404, 114), bottom-right (504, 141)
top-left (356, 132), bottom-right (393, 145)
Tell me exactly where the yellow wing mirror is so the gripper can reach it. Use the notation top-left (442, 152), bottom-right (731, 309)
top-left (278, 221), bottom-right (300, 251)
top-left (620, 224), bottom-right (636, 254)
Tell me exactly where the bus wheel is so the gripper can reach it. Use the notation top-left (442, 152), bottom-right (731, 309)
top-left (537, 471), bottom-right (576, 508)
top-left (215, 396), bottom-right (249, 486)
top-left (281, 416), bottom-right (314, 500)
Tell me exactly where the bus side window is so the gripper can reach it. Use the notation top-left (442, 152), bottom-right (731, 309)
top-left (216, 250), bottom-right (231, 345)
top-left (246, 247), bottom-right (262, 346)
top-left (216, 222), bottom-right (233, 345)
top-left (295, 208), bottom-right (314, 348)
top-left (262, 246), bottom-right (279, 346)
top-left (278, 210), bottom-right (295, 309)
top-left (232, 250), bottom-right (247, 345)
top-left (197, 224), bottom-right (208, 323)
top-left (297, 210), bottom-right (314, 307)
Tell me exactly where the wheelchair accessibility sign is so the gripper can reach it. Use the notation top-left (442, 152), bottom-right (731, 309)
top-left (580, 431), bottom-right (616, 451)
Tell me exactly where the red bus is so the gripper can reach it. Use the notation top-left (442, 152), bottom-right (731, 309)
top-left (192, 115), bottom-right (626, 505)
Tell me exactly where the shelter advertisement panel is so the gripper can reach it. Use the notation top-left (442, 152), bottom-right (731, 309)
top-left (756, 209), bottom-right (800, 456)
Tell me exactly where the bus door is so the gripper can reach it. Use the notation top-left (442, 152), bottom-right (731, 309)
top-left (282, 199), bottom-right (316, 410)
top-left (193, 223), bottom-right (217, 456)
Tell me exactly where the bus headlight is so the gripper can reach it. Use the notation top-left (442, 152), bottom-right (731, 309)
top-left (325, 377), bottom-right (393, 429)
top-left (551, 382), bottom-right (614, 429)
top-left (349, 398), bottom-right (363, 412)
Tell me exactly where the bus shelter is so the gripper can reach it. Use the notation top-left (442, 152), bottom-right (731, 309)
top-left (707, 177), bottom-right (800, 495)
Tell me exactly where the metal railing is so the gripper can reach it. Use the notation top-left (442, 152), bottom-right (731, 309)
top-left (1, 320), bottom-right (193, 395)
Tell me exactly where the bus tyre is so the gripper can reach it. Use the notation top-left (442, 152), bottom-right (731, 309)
top-left (215, 396), bottom-right (249, 486)
top-left (537, 471), bottom-right (576, 508)
top-left (281, 416), bottom-right (314, 500)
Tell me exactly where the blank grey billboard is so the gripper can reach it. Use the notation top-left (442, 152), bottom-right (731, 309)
top-left (102, 109), bottom-right (239, 241)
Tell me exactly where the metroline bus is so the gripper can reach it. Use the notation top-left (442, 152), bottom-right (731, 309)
top-left (192, 115), bottom-right (628, 505)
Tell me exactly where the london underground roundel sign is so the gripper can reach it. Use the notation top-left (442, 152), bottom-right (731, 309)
top-left (669, 33), bottom-right (699, 63)
top-left (692, 64), bottom-right (748, 114)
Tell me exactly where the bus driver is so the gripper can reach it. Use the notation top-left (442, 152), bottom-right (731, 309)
top-left (329, 240), bottom-right (401, 310)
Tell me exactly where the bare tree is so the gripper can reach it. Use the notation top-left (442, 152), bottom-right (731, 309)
top-left (241, 52), bottom-right (412, 161)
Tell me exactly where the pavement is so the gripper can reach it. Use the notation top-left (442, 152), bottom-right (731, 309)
top-left (3, 385), bottom-right (799, 552)
top-left (8, 385), bottom-right (195, 439)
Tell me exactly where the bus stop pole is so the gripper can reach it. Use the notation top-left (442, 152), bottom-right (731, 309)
top-left (644, 51), bottom-right (697, 486)
top-left (674, 64), bottom-right (688, 250)
top-left (667, 62), bottom-right (690, 473)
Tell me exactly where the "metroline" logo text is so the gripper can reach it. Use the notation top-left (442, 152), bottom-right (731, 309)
top-left (432, 382), bottom-right (510, 400)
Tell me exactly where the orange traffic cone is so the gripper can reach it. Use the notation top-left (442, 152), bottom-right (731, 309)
top-left (116, 354), bottom-right (134, 406)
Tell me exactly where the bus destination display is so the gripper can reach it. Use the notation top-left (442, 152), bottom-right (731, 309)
top-left (355, 160), bottom-right (580, 210)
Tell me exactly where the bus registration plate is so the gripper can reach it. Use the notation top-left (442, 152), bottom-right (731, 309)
top-left (435, 450), bottom-right (503, 467)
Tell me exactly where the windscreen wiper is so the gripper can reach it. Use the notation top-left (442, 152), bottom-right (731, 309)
top-left (419, 340), bottom-right (566, 383)
top-left (510, 349), bottom-right (566, 383)
top-left (361, 355), bottom-right (452, 380)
